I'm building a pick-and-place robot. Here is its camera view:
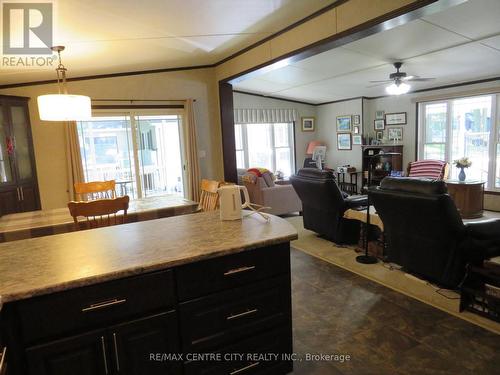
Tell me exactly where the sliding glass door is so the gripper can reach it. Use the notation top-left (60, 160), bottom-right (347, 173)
top-left (78, 111), bottom-right (185, 199)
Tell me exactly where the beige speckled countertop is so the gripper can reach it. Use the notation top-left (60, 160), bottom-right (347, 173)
top-left (0, 211), bottom-right (297, 307)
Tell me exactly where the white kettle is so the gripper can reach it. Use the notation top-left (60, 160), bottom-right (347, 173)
top-left (218, 184), bottom-right (250, 220)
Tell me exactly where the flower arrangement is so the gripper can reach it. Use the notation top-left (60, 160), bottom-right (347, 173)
top-left (453, 157), bottom-right (472, 169)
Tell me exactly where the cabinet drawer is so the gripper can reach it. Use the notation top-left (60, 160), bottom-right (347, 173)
top-left (183, 325), bottom-right (292, 375)
top-left (179, 276), bottom-right (291, 352)
top-left (17, 270), bottom-right (175, 344)
top-left (176, 243), bottom-right (290, 301)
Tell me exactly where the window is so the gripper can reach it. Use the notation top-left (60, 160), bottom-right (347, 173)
top-left (419, 94), bottom-right (498, 189)
top-left (235, 122), bottom-right (295, 177)
top-left (78, 111), bottom-right (185, 199)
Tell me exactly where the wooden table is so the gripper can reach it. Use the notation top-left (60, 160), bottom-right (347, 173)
top-left (0, 195), bottom-right (198, 243)
top-left (344, 206), bottom-right (384, 231)
top-left (446, 180), bottom-right (485, 219)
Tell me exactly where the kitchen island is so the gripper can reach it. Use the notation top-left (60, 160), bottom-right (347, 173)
top-left (0, 211), bottom-right (297, 375)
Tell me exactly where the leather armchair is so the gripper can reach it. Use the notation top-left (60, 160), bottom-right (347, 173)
top-left (290, 168), bottom-right (367, 244)
top-left (371, 177), bottom-right (500, 288)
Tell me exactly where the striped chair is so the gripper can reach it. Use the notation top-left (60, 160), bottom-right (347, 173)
top-left (407, 160), bottom-right (449, 180)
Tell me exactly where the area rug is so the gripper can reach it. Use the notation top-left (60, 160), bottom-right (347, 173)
top-left (286, 215), bottom-right (500, 335)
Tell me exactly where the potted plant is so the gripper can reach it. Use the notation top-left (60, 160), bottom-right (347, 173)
top-left (453, 157), bottom-right (472, 182)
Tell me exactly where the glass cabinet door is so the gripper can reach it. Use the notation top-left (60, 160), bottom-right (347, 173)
top-left (10, 105), bottom-right (34, 181)
top-left (0, 105), bottom-right (14, 183)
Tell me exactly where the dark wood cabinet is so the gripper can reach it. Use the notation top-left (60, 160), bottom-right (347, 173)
top-left (26, 329), bottom-right (108, 375)
top-left (25, 313), bottom-right (180, 375)
top-left (1, 244), bottom-right (292, 375)
top-left (0, 95), bottom-right (40, 215)
top-left (112, 312), bottom-right (180, 375)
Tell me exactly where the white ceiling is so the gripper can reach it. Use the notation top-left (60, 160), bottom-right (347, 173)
top-left (234, 0), bottom-right (500, 104)
top-left (0, 0), bottom-right (336, 85)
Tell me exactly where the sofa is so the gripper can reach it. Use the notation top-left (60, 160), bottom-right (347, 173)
top-left (371, 177), bottom-right (500, 288)
top-left (290, 168), bottom-right (367, 244)
top-left (242, 169), bottom-right (302, 216)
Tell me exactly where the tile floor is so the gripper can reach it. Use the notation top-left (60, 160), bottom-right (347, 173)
top-left (290, 248), bottom-right (500, 375)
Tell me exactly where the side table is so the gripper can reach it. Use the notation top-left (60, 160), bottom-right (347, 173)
top-left (337, 171), bottom-right (362, 195)
top-left (446, 180), bottom-right (485, 219)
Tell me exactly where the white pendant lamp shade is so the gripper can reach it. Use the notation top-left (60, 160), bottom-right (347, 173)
top-left (37, 46), bottom-right (92, 122)
top-left (38, 94), bottom-right (91, 121)
top-left (386, 82), bottom-right (410, 95)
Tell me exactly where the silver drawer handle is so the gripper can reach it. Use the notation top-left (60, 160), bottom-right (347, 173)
top-left (82, 298), bottom-right (126, 312)
top-left (0, 347), bottom-right (6, 374)
top-left (224, 266), bottom-right (255, 276)
top-left (112, 333), bottom-right (120, 372)
top-left (230, 361), bottom-right (260, 375)
top-left (226, 308), bottom-right (258, 321)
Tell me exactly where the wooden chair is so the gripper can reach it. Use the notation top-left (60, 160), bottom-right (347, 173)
top-left (198, 179), bottom-right (221, 212)
top-left (74, 180), bottom-right (116, 201)
top-left (68, 195), bottom-right (130, 230)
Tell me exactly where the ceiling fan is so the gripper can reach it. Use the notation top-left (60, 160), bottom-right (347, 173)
top-left (368, 62), bottom-right (435, 95)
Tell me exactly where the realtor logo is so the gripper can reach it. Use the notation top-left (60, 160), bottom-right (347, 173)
top-left (2, 2), bottom-right (53, 54)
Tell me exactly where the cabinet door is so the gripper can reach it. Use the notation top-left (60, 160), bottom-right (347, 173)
top-left (0, 188), bottom-right (19, 215)
top-left (110, 312), bottom-right (180, 375)
top-left (0, 104), bottom-right (15, 186)
top-left (9, 104), bottom-right (36, 183)
top-left (25, 330), bottom-right (109, 375)
top-left (19, 184), bottom-right (39, 212)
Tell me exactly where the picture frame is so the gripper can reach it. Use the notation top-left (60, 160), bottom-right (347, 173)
top-left (376, 131), bottom-right (384, 141)
top-left (337, 133), bottom-right (352, 150)
top-left (352, 135), bottom-right (362, 145)
top-left (336, 115), bottom-right (352, 132)
top-left (385, 112), bottom-right (407, 125)
top-left (376, 110), bottom-right (385, 120)
top-left (353, 125), bottom-right (360, 134)
top-left (301, 117), bottom-right (315, 132)
top-left (388, 127), bottom-right (403, 141)
top-left (353, 115), bottom-right (360, 125)
top-left (374, 119), bottom-right (385, 130)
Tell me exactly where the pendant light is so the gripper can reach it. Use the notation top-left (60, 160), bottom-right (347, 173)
top-left (37, 46), bottom-right (91, 121)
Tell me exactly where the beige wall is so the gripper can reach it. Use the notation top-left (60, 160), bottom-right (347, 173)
top-left (0, 68), bottom-right (223, 209)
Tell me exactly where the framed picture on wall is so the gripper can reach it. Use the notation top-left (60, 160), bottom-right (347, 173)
top-left (352, 135), bottom-right (362, 145)
top-left (353, 115), bottom-right (360, 125)
top-left (353, 125), bottom-right (360, 134)
top-left (301, 117), bottom-right (315, 132)
top-left (336, 115), bottom-right (352, 132)
top-left (388, 127), bottom-right (403, 141)
top-left (374, 119), bottom-right (385, 130)
top-left (376, 131), bottom-right (384, 141)
top-left (385, 112), bottom-right (407, 125)
top-left (337, 133), bottom-right (352, 150)
top-left (376, 110), bottom-right (385, 119)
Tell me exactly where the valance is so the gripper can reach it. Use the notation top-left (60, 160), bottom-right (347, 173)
top-left (234, 108), bottom-right (297, 124)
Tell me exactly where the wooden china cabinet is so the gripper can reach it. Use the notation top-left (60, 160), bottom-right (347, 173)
top-left (0, 95), bottom-right (40, 215)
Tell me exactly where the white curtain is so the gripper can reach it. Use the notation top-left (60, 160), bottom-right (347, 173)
top-left (234, 108), bottom-right (297, 124)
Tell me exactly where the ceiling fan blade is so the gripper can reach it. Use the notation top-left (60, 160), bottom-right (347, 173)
top-left (366, 82), bottom-right (390, 88)
top-left (406, 77), bottom-right (435, 82)
top-left (369, 79), bottom-right (393, 83)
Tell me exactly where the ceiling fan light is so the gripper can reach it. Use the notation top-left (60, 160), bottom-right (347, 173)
top-left (386, 82), bottom-right (410, 95)
top-left (38, 94), bottom-right (91, 121)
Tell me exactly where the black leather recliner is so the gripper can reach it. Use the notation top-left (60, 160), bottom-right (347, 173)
top-left (371, 177), bottom-right (500, 288)
top-left (290, 168), bottom-right (367, 244)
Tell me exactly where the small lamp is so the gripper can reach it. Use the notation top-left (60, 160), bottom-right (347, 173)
top-left (306, 141), bottom-right (325, 155)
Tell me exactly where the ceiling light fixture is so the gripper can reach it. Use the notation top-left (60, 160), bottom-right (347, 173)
top-left (37, 46), bottom-right (91, 121)
top-left (385, 80), bottom-right (410, 95)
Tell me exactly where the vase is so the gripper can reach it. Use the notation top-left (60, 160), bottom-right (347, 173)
top-left (458, 167), bottom-right (466, 182)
